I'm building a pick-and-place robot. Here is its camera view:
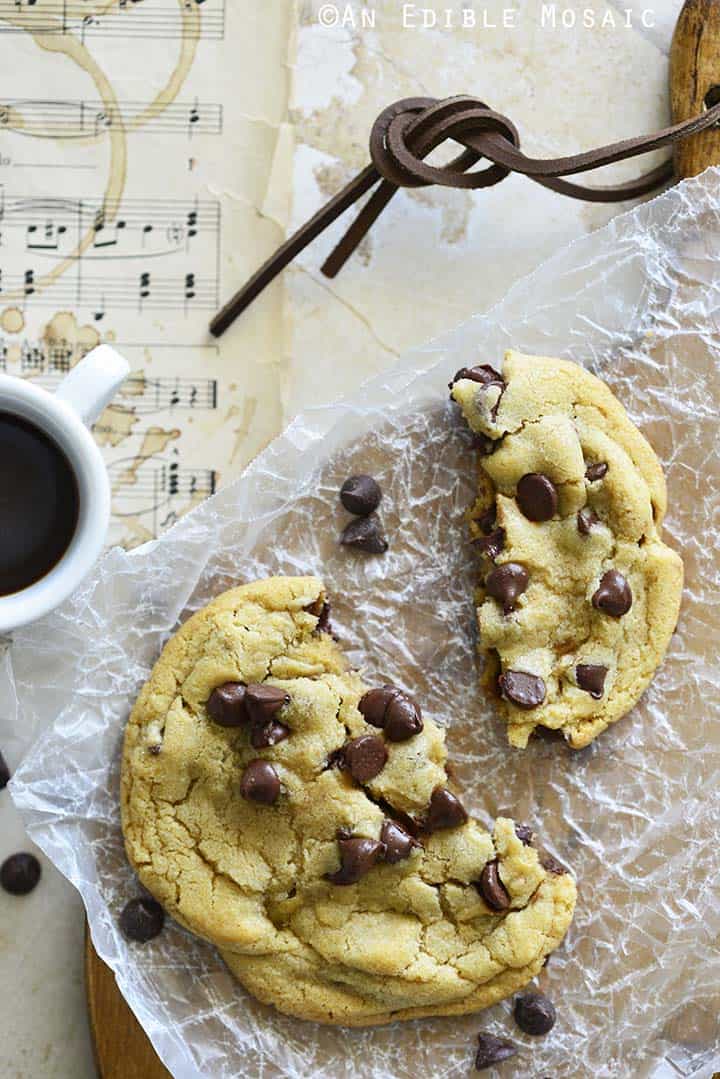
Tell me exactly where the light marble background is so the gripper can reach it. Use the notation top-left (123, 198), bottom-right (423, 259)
top-left (1, 1), bottom-right (689, 1075)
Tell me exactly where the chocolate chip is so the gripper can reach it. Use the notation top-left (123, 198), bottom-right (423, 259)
top-left (474, 527), bottom-right (505, 561)
top-left (517, 473), bottom-right (558, 522)
top-left (449, 364), bottom-right (504, 390)
top-left (148, 744), bottom-right (161, 756)
top-left (477, 859), bottom-right (510, 911)
top-left (315, 602), bottom-right (333, 635)
top-left (513, 991), bottom-right (557, 1035)
top-left (340, 474), bottom-right (382, 516)
top-left (426, 787), bottom-right (468, 831)
top-left (472, 433), bottom-right (496, 456)
top-left (344, 735), bottom-right (388, 783)
top-left (358, 685), bottom-right (401, 726)
top-left (515, 823), bottom-right (534, 846)
top-left (0, 751), bottom-right (9, 790)
top-left (325, 747), bottom-right (347, 770)
top-left (380, 819), bottom-right (420, 864)
top-left (207, 682), bottom-right (248, 727)
top-left (577, 507), bottom-right (598, 535)
top-left (340, 514), bottom-right (388, 554)
top-left (474, 1033), bottom-right (518, 1071)
top-left (540, 852), bottom-right (569, 875)
top-left (245, 684), bottom-right (290, 725)
top-left (119, 896), bottom-right (165, 942)
top-left (240, 759), bottom-right (281, 805)
top-left (250, 721), bottom-right (290, 749)
top-left (477, 505), bottom-right (496, 534)
top-left (585, 461), bottom-right (608, 482)
top-left (485, 562), bottom-right (529, 614)
top-left (576, 663), bottom-right (608, 699)
top-left (1, 852), bottom-right (41, 896)
top-left (383, 693), bottom-right (423, 741)
top-left (326, 836), bottom-right (385, 885)
top-left (498, 670), bottom-right (546, 710)
top-left (592, 569), bottom-right (632, 617)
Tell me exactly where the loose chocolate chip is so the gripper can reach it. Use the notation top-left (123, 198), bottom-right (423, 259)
top-left (449, 364), bottom-right (504, 390)
top-left (380, 819), bottom-right (420, 864)
top-left (426, 787), bottom-right (468, 831)
top-left (344, 735), bottom-right (388, 783)
top-left (358, 684), bottom-right (401, 726)
top-left (585, 461), bottom-right (608, 482)
top-left (340, 474), bottom-right (382, 516)
top-left (477, 505), bottom-right (496, 534)
top-left (474, 527), bottom-right (505, 561)
top-left (577, 507), bottom-right (598, 535)
top-left (513, 991), bottom-right (557, 1036)
top-left (1, 852), bottom-right (41, 896)
top-left (517, 473), bottom-right (558, 522)
top-left (498, 670), bottom-right (546, 710)
top-left (474, 1033), bottom-right (518, 1071)
top-left (207, 682), bottom-right (248, 727)
top-left (515, 823), bottom-right (534, 846)
top-left (383, 693), bottom-right (423, 742)
top-left (477, 859), bottom-right (510, 911)
top-left (119, 896), bottom-right (165, 942)
top-left (245, 683), bottom-right (290, 725)
top-left (250, 721), bottom-right (290, 749)
top-left (540, 852), bottom-right (569, 875)
top-left (240, 759), bottom-right (281, 805)
top-left (592, 569), bottom-right (632, 618)
top-left (0, 751), bottom-right (9, 790)
top-left (485, 562), bottom-right (529, 614)
top-left (326, 836), bottom-right (384, 885)
top-left (340, 514), bottom-right (389, 554)
top-left (576, 663), bottom-right (608, 699)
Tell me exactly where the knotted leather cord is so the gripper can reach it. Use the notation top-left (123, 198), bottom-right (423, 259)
top-left (209, 94), bottom-right (720, 337)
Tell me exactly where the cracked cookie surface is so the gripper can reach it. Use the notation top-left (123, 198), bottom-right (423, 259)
top-left (451, 350), bottom-right (683, 749)
top-left (121, 576), bottom-right (576, 1025)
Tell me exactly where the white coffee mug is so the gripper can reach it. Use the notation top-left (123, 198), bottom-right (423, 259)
top-left (0, 345), bottom-right (129, 633)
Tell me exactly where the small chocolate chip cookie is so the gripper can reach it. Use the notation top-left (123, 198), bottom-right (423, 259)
top-left (451, 350), bottom-right (683, 749)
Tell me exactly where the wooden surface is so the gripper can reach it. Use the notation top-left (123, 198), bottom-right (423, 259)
top-left (670, 0), bottom-right (720, 177)
top-left (85, 929), bottom-right (171, 1079)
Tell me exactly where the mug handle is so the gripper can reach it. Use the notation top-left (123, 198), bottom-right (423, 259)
top-left (54, 344), bottom-right (130, 426)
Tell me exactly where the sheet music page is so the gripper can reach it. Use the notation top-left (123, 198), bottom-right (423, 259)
top-left (0, 0), bottom-right (293, 547)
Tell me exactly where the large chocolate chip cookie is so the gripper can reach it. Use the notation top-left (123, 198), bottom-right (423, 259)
top-left (121, 576), bottom-right (575, 1025)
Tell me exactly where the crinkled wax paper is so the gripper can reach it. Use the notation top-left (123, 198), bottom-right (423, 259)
top-left (6, 169), bottom-right (720, 1079)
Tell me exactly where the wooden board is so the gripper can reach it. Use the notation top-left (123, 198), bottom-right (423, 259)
top-left (85, 928), bottom-right (171, 1079)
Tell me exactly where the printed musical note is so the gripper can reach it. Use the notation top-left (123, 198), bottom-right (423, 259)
top-left (23, 269), bottom-right (35, 296)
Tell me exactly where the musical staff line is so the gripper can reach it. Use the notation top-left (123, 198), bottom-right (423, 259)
top-left (0, 98), bottom-right (223, 138)
top-left (19, 364), bottom-right (218, 413)
top-left (0, 272), bottom-right (218, 310)
top-left (111, 462), bottom-right (216, 500)
top-left (0, 194), bottom-right (220, 232)
top-left (0, 0), bottom-right (226, 40)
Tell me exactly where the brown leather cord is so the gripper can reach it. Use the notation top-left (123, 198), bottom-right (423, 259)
top-left (209, 94), bottom-right (720, 337)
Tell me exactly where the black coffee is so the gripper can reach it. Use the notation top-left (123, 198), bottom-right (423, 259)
top-left (0, 412), bottom-right (79, 595)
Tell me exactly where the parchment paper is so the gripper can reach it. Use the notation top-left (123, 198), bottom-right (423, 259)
top-left (6, 169), bottom-right (720, 1079)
